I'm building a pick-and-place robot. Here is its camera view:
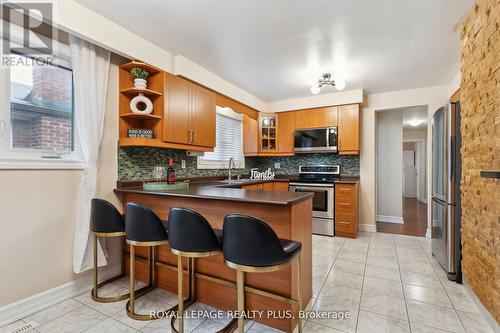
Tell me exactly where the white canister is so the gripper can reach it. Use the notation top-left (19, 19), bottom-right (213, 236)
top-left (134, 78), bottom-right (147, 89)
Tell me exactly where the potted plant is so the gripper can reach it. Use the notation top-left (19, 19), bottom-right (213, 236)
top-left (130, 67), bottom-right (149, 89)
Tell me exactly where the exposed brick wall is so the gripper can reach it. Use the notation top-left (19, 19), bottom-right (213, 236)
top-left (31, 64), bottom-right (72, 111)
top-left (12, 115), bottom-right (71, 152)
top-left (460, 0), bottom-right (499, 321)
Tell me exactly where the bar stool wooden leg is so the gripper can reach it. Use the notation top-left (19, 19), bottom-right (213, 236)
top-left (237, 270), bottom-right (245, 333)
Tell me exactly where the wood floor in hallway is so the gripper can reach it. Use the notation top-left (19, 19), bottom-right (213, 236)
top-left (377, 198), bottom-right (428, 237)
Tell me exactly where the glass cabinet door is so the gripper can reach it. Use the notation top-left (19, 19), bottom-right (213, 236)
top-left (260, 114), bottom-right (277, 150)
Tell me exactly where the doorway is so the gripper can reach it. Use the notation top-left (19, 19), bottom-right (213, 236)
top-left (376, 106), bottom-right (428, 237)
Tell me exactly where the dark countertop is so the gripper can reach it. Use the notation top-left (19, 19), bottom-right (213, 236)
top-left (115, 178), bottom-right (313, 206)
top-left (334, 177), bottom-right (360, 184)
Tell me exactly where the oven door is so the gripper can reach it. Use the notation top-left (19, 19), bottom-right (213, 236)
top-left (289, 183), bottom-right (334, 219)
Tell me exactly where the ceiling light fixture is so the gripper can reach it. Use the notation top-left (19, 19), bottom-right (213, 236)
top-left (408, 119), bottom-right (423, 127)
top-left (310, 73), bottom-right (345, 94)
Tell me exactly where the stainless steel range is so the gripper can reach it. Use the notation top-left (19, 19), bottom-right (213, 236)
top-left (289, 165), bottom-right (340, 236)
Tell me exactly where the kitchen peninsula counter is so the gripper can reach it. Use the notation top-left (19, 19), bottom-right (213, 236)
top-left (114, 179), bottom-right (312, 332)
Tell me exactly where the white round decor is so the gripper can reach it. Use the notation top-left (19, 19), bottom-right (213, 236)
top-left (130, 93), bottom-right (153, 114)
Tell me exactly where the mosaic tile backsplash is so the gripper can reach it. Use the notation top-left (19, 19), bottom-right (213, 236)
top-left (118, 147), bottom-right (359, 181)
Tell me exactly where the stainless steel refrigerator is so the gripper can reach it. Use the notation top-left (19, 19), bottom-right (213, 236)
top-left (431, 102), bottom-right (462, 282)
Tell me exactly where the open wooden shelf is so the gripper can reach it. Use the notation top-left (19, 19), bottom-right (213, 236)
top-left (119, 138), bottom-right (213, 152)
top-left (120, 113), bottom-right (162, 120)
top-left (120, 87), bottom-right (162, 98)
top-left (120, 61), bottom-right (162, 75)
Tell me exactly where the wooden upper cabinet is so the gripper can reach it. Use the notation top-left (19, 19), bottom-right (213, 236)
top-left (338, 104), bottom-right (360, 155)
top-left (243, 115), bottom-right (258, 155)
top-left (295, 106), bottom-right (338, 129)
top-left (163, 73), bottom-right (191, 144)
top-left (277, 111), bottom-right (295, 154)
top-left (191, 84), bottom-right (216, 147)
top-left (163, 73), bottom-right (215, 148)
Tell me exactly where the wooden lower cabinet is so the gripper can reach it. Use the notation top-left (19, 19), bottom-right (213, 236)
top-left (241, 181), bottom-right (289, 191)
top-left (335, 183), bottom-right (359, 238)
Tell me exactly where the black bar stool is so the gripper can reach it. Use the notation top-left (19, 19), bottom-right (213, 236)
top-left (167, 207), bottom-right (224, 333)
top-left (90, 198), bottom-right (130, 303)
top-left (222, 214), bottom-right (303, 333)
top-left (125, 202), bottom-right (176, 320)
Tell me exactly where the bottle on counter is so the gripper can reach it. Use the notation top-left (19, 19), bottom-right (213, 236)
top-left (167, 159), bottom-right (176, 184)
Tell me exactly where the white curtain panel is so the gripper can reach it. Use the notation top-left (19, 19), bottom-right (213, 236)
top-left (70, 35), bottom-right (111, 274)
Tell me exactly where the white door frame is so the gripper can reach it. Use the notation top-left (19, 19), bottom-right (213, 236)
top-left (403, 139), bottom-right (426, 203)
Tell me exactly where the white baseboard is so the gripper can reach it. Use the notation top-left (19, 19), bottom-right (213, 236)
top-left (359, 224), bottom-right (377, 233)
top-left (376, 215), bottom-right (404, 224)
top-left (0, 264), bottom-right (121, 328)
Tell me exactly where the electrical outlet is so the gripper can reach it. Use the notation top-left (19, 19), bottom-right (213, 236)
top-left (181, 160), bottom-right (186, 169)
top-left (274, 162), bottom-right (281, 169)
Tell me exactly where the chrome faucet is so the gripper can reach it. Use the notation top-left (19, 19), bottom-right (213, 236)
top-left (228, 157), bottom-right (236, 182)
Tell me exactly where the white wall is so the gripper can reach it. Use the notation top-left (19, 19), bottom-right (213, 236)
top-left (376, 110), bottom-right (403, 220)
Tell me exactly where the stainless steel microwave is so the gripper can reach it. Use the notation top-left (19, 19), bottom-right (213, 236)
top-left (294, 127), bottom-right (338, 153)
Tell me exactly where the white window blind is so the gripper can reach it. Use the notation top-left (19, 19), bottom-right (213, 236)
top-left (197, 106), bottom-right (245, 169)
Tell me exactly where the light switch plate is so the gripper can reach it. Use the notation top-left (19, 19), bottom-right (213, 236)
top-left (181, 160), bottom-right (186, 169)
top-left (274, 162), bottom-right (281, 169)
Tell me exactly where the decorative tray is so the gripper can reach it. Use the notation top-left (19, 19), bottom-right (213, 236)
top-left (143, 182), bottom-right (189, 191)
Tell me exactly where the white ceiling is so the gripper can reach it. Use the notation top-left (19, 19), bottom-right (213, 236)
top-left (75, 0), bottom-right (474, 102)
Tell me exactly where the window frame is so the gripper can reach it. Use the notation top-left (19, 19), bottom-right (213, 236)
top-left (197, 106), bottom-right (245, 170)
top-left (0, 27), bottom-right (83, 170)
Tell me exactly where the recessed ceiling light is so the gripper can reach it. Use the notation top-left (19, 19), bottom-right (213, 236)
top-left (408, 119), bottom-right (423, 127)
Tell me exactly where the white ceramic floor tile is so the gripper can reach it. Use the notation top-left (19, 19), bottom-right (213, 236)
top-left (85, 290), bottom-right (129, 316)
top-left (411, 322), bottom-right (458, 333)
top-left (139, 318), bottom-right (173, 333)
top-left (84, 317), bottom-right (138, 333)
top-left (362, 276), bottom-right (404, 298)
top-left (23, 299), bottom-right (82, 327)
top-left (356, 310), bottom-right (410, 333)
top-left (457, 311), bottom-right (495, 333)
top-left (447, 292), bottom-right (480, 314)
top-left (113, 308), bottom-right (151, 330)
top-left (331, 259), bottom-right (365, 275)
top-left (398, 261), bottom-right (435, 275)
top-left (401, 271), bottom-right (444, 290)
top-left (246, 321), bottom-right (285, 332)
top-left (309, 305), bottom-right (358, 333)
top-left (316, 284), bottom-right (361, 305)
top-left (36, 305), bottom-right (107, 333)
top-left (191, 319), bottom-right (225, 332)
top-left (407, 300), bottom-right (465, 333)
top-left (325, 270), bottom-right (363, 289)
top-left (366, 255), bottom-right (399, 269)
top-left (360, 293), bottom-right (408, 320)
top-left (404, 284), bottom-right (453, 308)
top-left (364, 264), bottom-right (401, 282)
top-left (302, 321), bottom-right (346, 332)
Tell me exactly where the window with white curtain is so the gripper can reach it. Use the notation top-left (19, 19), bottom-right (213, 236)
top-left (197, 106), bottom-right (245, 169)
top-left (0, 16), bottom-right (82, 169)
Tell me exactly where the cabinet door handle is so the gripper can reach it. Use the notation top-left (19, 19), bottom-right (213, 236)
top-left (339, 221), bottom-right (350, 224)
top-left (188, 130), bottom-right (192, 143)
top-left (193, 130), bottom-right (196, 143)
top-left (340, 203), bottom-right (350, 206)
